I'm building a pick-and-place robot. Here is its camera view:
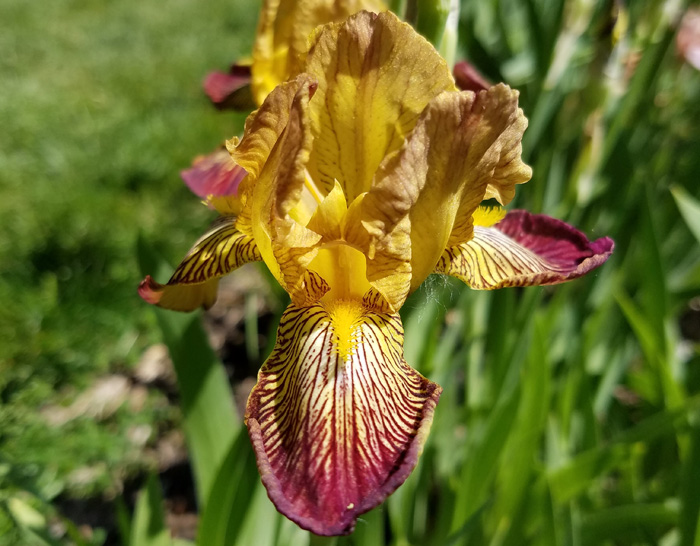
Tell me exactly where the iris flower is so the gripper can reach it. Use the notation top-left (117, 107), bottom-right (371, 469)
top-left (140, 11), bottom-right (613, 536)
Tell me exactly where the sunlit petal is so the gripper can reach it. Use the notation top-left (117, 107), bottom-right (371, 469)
top-left (138, 217), bottom-right (261, 311)
top-left (436, 209), bottom-right (614, 289)
top-left (241, 75), bottom-right (326, 302)
top-left (228, 75), bottom-right (315, 183)
top-left (246, 297), bottom-right (441, 535)
top-left (343, 84), bottom-right (531, 309)
top-left (306, 180), bottom-right (347, 242)
top-left (251, 0), bottom-right (386, 105)
top-left (304, 11), bottom-right (456, 201)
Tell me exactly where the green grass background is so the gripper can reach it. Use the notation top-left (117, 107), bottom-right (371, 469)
top-left (1, 0), bottom-right (700, 544)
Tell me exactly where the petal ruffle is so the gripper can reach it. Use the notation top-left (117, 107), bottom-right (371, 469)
top-left (246, 297), bottom-right (441, 536)
top-left (241, 75), bottom-right (327, 304)
top-left (138, 217), bottom-right (261, 311)
top-left (304, 11), bottom-right (457, 201)
top-left (343, 84), bottom-right (532, 310)
top-left (435, 209), bottom-right (614, 290)
top-left (228, 74), bottom-right (316, 184)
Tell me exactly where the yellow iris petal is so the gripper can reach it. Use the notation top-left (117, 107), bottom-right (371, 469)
top-left (306, 180), bottom-right (347, 241)
top-left (308, 243), bottom-right (371, 302)
top-left (436, 210), bottom-right (614, 290)
top-left (304, 11), bottom-right (457, 201)
top-left (251, 0), bottom-right (387, 106)
top-left (343, 84), bottom-right (532, 310)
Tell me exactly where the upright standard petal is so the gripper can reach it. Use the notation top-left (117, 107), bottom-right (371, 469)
top-left (304, 11), bottom-right (457, 201)
top-left (251, 0), bottom-right (386, 105)
top-left (246, 296), bottom-right (441, 535)
top-left (343, 84), bottom-right (532, 310)
top-left (138, 217), bottom-right (261, 311)
top-left (436, 209), bottom-right (614, 289)
top-left (237, 75), bottom-right (329, 304)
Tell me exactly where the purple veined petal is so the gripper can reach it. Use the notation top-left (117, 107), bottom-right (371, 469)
top-left (246, 296), bottom-right (441, 536)
top-left (180, 148), bottom-right (247, 200)
top-left (436, 209), bottom-right (614, 289)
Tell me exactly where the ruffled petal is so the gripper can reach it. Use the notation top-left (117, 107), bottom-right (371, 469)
top-left (228, 75), bottom-right (314, 183)
top-left (138, 217), bottom-right (261, 311)
top-left (251, 0), bottom-right (386, 105)
top-left (246, 297), bottom-right (441, 536)
top-left (435, 209), bottom-right (614, 290)
top-left (203, 63), bottom-right (255, 110)
top-left (304, 11), bottom-right (457, 201)
top-left (241, 75), bottom-right (326, 303)
top-left (343, 84), bottom-right (531, 310)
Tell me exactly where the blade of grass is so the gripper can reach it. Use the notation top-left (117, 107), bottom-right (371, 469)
top-left (129, 474), bottom-right (169, 546)
top-left (137, 236), bottom-right (240, 506)
top-left (680, 418), bottom-right (700, 546)
top-left (672, 185), bottom-right (700, 245)
top-left (197, 428), bottom-right (259, 546)
top-left (580, 503), bottom-right (679, 546)
top-left (451, 378), bottom-right (521, 532)
top-left (549, 395), bottom-right (700, 503)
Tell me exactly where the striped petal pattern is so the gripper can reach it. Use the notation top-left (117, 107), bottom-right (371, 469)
top-left (246, 297), bottom-right (441, 535)
top-left (138, 217), bottom-right (261, 311)
top-left (436, 209), bottom-right (614, 289)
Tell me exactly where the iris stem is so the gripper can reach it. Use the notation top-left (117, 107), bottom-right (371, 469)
top-left (404, 0), bottom-right (459, 66)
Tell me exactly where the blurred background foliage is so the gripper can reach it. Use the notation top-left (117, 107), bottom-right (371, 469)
top-left (1, 0), bottom-right (699, 544)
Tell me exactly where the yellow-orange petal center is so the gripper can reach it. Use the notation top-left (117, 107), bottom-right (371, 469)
top-left (309, 243), bottom-right (371, 303)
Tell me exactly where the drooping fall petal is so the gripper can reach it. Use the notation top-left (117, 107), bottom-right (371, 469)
top-left (246, 296), bottom-right (441, 536)
top-left (304, 11), bottom-right (457, 201)
top-left (138, 217), bottom-right (261, 311)
top-left (343, 84), bottom-right (531, 310)
top-left (180, 148), bottom-right (247, 201)
top-left (435, 209), bottom-right (614, 289)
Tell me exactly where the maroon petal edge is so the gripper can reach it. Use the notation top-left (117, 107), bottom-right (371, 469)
top-left (495, 209), bottom-right (614, 280)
